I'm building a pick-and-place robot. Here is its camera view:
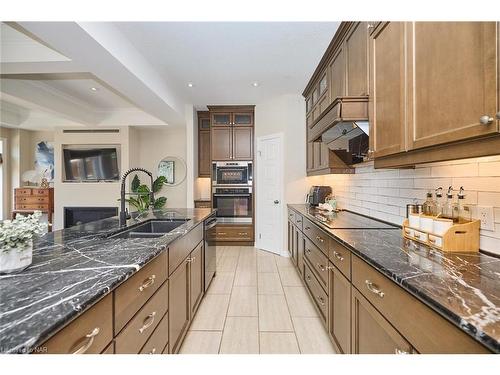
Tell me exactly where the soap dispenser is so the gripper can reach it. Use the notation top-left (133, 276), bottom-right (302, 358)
top-left (442, 186), bottom-right (457, 222)
top-left (435, 187), bottom-right (444, 217)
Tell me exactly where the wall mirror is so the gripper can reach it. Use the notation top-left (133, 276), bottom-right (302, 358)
top-left (157, 156), bottom-right (187, 187)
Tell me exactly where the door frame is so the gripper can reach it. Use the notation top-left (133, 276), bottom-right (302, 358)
top-left (255, 132), bottom-right (285, 255)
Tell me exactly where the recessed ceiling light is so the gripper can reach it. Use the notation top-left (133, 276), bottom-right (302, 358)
top-left (252, 82), bottom-right (259, 87)
top-left (90, 87), bottom-right (98, 92)
top-left (187, 83), bottom-right (194, 88)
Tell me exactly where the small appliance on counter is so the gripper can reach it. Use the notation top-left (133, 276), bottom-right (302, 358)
top-left (306, 186), bottom-right (332, 206)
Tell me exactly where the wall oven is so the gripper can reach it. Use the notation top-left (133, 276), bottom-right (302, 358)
top-left (212, 161), bottom-right (252, 186)
top-left (212, 186), bottom-right (252, 223)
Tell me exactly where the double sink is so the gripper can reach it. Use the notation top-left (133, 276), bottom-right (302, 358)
top-left (108, 219), bottom-right (190, 239)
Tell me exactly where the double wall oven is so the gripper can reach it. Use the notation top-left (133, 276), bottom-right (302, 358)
top-left (212, 162), bottom-right (253, 224)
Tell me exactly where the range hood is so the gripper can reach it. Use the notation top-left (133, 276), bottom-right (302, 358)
top-left (308, 96), bottom-right (369, 167)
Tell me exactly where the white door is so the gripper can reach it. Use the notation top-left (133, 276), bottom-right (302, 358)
top-left (256, 133), bottom-right (283, 255)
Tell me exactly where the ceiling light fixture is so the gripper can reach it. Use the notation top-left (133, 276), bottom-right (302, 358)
top-left (187, 83), bottom-right (194, 88)
top-left (90, 87), bottom-right (98, 91)
top-left (252, 82), bottom-right (259, 87)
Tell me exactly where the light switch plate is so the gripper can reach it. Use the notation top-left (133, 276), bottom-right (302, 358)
top-left (477, 206), bottom-right (495, 231)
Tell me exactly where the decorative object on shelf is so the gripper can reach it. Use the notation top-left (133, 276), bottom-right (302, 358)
top-left (119, 174), bottom-right (167, 213)
top-left (35, 141), bottom-right (54, 182)
top-left (0, 211), bottom-right (47, 274)
top-left (156, 156), bottom-right (187, 186)
top-left (21, 170), bottom-right (39, 186)
top-left (40, 169), bottom-right (50, 189)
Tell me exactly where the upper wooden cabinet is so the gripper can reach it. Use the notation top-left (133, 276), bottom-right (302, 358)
top-left (370, 22), bottom-right (407, 158)
top-left (197, 111), bottom-right (211, 177)
top-left (345, 22), bottom-right (369, 96)
top-left (328, 47), bottom-right (345, 101)
top-left (407, 22), bottom-right (499, 150)
top-left (208, 105), bottom-right (254, 161)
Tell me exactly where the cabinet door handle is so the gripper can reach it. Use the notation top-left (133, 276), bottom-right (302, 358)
top-left (138, 274), bottom-right (156, 292)
top-left (149, 348), bottom-right (157, 354)
top-left (304, 226), bottom-right (311, 230)
top-left (317, 263), bottom-right (325, 272)
top-left (317, 296), bottom-right (325, 306)
top-left (326, 265), bottom-right (335, 270)
top-left (395, 348), bottom-right (409, 354)
top-left (365, 280), bottom-right (385, 298)
top-left (186, 257), bottom-right (194, 263)
top-left (139, 311), bottom-right (157, 333)
top-left (333, 251), bottom-right (344, 261)
top-left (316, 235), bottom-right (324, 243)
top-left (479, 115), bottom-right (494, 125)
top-left (72, 327), bottom-right (100, 354)
top-left (306, 248), bottom-right (312, 254)
top-left (306, 275), bottom-right (312, 281)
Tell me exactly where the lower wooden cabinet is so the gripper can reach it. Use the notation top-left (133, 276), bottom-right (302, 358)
top-left (351, 288), bottom-right (412, 354)
top-left (329, 263), bottom-right (351, 354)
top-left (169, 259), bottom-right (191, 354)
top-left (297, 232), bottom-right (304, 277)
top-left (303, 260), bottom-right (328, 325)
top-left (139, 312), bottom-right (169, 354)
top-left (211, 224), bottom-right (254, 242)
top-left (190, 242), bottom-right (204, 317)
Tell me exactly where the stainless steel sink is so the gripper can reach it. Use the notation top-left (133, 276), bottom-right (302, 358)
top-left (108, 219), bottom-right (189, 239)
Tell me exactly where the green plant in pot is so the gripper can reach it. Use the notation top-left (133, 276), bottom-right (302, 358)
top-left (122, 174), bottom-right (167, 213)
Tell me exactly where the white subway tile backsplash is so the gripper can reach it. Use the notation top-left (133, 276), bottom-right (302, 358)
top-left (323, 156), bottom-right (500, 254)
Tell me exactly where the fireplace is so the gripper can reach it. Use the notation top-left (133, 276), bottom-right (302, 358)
top-left (64, 207), bottom-right (118, 228)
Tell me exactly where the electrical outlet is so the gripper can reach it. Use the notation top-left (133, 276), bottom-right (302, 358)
top-left (477, 206), bottom-right (495, 231)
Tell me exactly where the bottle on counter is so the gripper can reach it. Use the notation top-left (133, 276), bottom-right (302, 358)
top-left (442, 186), bottom-right (458, 222)
top-left (435, 187), bottom-right (444, 217)
top-left (457, 186), bottom-right (472, 223)
top-left (422, 190), bottom-right (438, 216)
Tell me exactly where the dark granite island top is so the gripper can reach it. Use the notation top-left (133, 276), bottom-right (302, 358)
top-left (288, 204), bottom-right (500, 353)
top-left (0, 208), bottom-right (214, 354)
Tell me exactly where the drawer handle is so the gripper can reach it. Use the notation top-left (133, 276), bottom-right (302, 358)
top-left (296, 219), bottom-right (302, 223)
top-left (139, 311), bottom-right (157, 334)
top-left (149, 348), bottom-right (157, 354)
top-left (316, 236), bottom-right (324, 243)
top-left (72, 327), bottom-right (100, 354)
top-left (326, 265), bottom-right (335, 270)
top-left (317, 296), bottom-right (325, 306)
top-left (305, 226), bottom-right (311, 230)
top-left (395, 348), bottom-right (409, 354)
top-left (306, 248), bottom-right (312, 254)
top-left (218, 232), bottom-right (227, 235)
top-left (317, 263), bottom-right (325, 272)
top-left (365, 280), bottom-right (385, 298)
top-left (138, 275), bottom-right (156, 292)
top-left (186, 257), bottom-right (194, 263)
top-left (306, 275), bottom-right (312, 281)
top-left (238, 232), bottom-right (248, 235)
top-left (333, 251), bottom-right (344, 261)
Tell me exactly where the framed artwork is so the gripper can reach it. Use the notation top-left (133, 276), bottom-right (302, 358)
top-left (35, 141), bottom-right (54, 182)
top-left (158, 160), bottom-right (175, 184)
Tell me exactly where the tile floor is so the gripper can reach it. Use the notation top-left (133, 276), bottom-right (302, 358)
top-left (180, 246), bottom-right (336, 354)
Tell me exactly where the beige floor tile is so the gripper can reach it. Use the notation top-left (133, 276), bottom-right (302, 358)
top-left (257, 249), bottom-right (276, 257)
top-left (239, 246), bottom-right (257, 256)
top-left (292, 317), bottom-right (336, 354)
top-left (223, 247), bottom-right (241, 257)
top-left (278, 267), bottom-right (303, 287)
top-left (284, 286), bottom-right (319, 317)
top-left (258, 294), bottom-right (293, 332)
top-left (238, 254), bottom-right (257, 269)
top-left (217, 255), bottom-right (239, 273)
top-left (190, 294), bottom-right (230, 331)
top-left (234, 269), bottom-right (258, 286)
top-left (275, 255), bottom-right (295, 269)
top-left (227, 286), bottom-right (258, 316)
top-left (257, 255), bottom-right (278, 273)
top-left (220, 317), bottom-right (259, 354)
top-left (180, 331), bottom-right (222, 354)
top-left (259, 332), bottom-right (300, 354)
top-left (257, 272), bottom-right (283, 294)
top-left (206, 272), bottom-right (234, 294)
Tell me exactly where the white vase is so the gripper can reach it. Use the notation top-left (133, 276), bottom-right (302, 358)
top-left (0, 240), bottom-right (33, 274)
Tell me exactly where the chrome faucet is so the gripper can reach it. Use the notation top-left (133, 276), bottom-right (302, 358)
top-left (120, 168), bottom-right (155, 227)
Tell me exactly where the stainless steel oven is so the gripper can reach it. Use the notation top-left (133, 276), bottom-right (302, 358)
top-left (212, 186), bottom-right (252, 223)
top-left (212, 161), bottom-right (252, 186)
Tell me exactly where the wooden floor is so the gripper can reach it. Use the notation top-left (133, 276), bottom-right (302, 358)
top-left (180, 246), bottom-right (336, 354)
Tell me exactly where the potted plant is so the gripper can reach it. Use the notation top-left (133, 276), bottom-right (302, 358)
top-left (121, 174), bottom-right (168, 214)
top-left (0, 211), bottom-right (47, 274)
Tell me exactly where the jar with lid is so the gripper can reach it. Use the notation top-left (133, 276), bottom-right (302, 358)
top-left (422, 190), bottom-right (438, 216)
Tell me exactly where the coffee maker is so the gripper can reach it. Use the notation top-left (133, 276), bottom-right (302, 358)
top-left (307, 186), bottom-right (332, 206)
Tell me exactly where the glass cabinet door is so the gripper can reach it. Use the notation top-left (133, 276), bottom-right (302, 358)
top-left (319, 73), bottom-right (328, 96)
top-left (211, 113), bottom-right (232, 126)
top-left (233, 112), bottom-right (254, 126)
top-left (199, 118), bottom-right (210, 130)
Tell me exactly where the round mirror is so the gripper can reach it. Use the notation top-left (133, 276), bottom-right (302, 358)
top-left (157, 156), bottom-right (187, 187)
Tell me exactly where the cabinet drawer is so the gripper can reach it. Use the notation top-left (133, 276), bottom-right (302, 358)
top-left (210, 225), bottom-right (254, 241)
top-left (139, 312), bottom-right (169, 354)
top-left (287, 209), bottom-right (295, 223)
top-left (15, 196), bottom-right (49, 204)
top-left (169, 223), bottom-right (203, 275)
top-left (17, 204), bottom-right (49, 210)
top-left (302, 217), bottom-right (329, 256)
top-left (115, 252), bottom-right (167, 333)
top-left (293, 213), bottom-right (303, 231)
top-left (351, 255), bottom-right (490, 353)
top-left (329, 238), bottom-right (351, 280)
top-left (304, 261), bottom-right (328, 325)
top-left (42, 294), bottom-right (112, 354)
top-left (115, 280), bottom-right (169, 354)
top-left (32, 189), bottom-right (50, 196)
top-left (15, 188), bottom-right (32, 196)
top-left (303, 237), bottom-right (329, 289)
top-left (194, 201), bottom-right (211, 208)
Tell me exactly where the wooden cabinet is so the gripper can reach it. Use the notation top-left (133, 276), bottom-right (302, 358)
top-left (209, 106), bottom-right (254, 161)
top-left (169, 258), bottom-right (190, 354)
top-left (329, 264), bottom-right (351, 354)
top-left (328, 47), bottom-right (345, 101)
top-left (139, 312), bottom-right (169, 354)
top-left (345, 22), bottom-right (369, 96)
top-left (198, 111), bottom-right (211, 177)
top-left (304, 260), bottom-right (328, 325)
top-left (189, 242), bottom-right (204, 317)
top-left (352, 288), bottom-right (412, 354)
top-left (370, 22), bottom-right (407, 158)
top-left (407, 22), bottom-right (498, 150)
top-left (209, 224), bottom-right (254, 243)
top-left (194, 199), bottom-right (211, 208)
top-left (13, 187), bottom-right (54, 231)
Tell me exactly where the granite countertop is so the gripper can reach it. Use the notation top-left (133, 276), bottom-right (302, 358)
top-left (288, 204), bottom-right (500, 353)
top-left (0, 208), bottom-right (214, 354)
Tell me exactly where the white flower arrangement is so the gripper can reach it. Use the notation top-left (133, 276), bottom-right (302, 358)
top-left (0, 211), bottom-right (47, 252)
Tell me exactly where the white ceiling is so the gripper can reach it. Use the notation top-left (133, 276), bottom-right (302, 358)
top-left (114, 22), bottom-right (339, 108)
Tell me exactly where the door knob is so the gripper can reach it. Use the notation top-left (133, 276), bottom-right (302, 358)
top-left (274, 200), bottom-right (280, 204)
top-left (479, 115), bottom-right (494, 125)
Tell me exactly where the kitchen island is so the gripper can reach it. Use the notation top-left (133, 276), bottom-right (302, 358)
top-left (0, 208), bottom-right (215, 354)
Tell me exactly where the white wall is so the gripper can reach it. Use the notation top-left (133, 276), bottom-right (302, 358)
top-left (136, 126), bottom-right (188, 208)
top-left (320, 155), bottom-right (500, 256)
top-left (254, 94), bottom-right (310, 254)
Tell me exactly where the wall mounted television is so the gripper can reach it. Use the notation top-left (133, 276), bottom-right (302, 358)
top-left (62, 145), bottom-right (121, 182)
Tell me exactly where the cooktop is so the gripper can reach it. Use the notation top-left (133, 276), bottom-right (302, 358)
top-left (307, 208), bottom-right (398, 230)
